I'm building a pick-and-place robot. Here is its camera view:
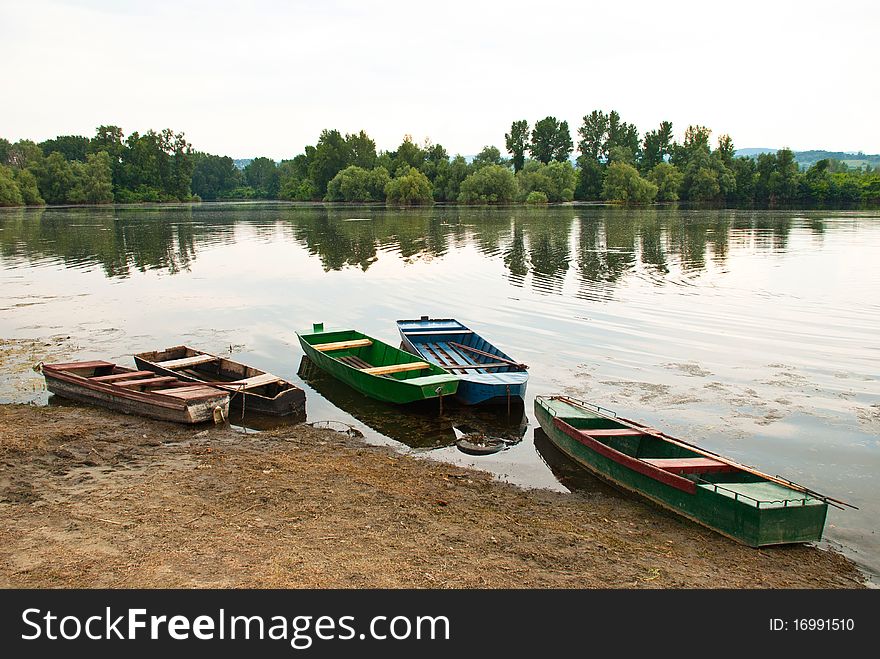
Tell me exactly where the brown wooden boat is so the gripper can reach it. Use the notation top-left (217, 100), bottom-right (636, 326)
top-left (42, 360), bottom-right (230, 424)
top-left (133, 346), bottom-right (305, 417)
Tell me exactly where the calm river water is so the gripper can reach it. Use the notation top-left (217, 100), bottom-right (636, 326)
top-left (1, 203), bottom-right (878, 581)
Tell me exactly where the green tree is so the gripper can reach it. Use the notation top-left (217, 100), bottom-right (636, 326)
top-left (431, 155), bottom-right (469, 201)
top-left (384, 167), bottom-right (432, 205)
top-left (641, 120), bottom-right (674, 172)
top-left (770, 148), bottom-right (800, 204)
top-left (77, 151), bottom-right (114, 203)
top-left (309, 129), bottom-right (352, 195)
top-left (471, 145), bottom-right (505, 170)
top-left (420, 143), bottom-right (449, 185)
top-left (13, 168), bottom-right (44, 205)
top-left (505, 120), bottom-right (529, 173)
top-left (530, 117), bottom-right (572, 164)
top-left (91, 125), bottom-right (126, 190)
top-left (605, 111), bottom-right (640, 165)
top-left (458, 164), bottom-right (518, 203)
top-left (575, 159), bottom-right (604, 200)
top-left (731, 156), bottom-right (756, 205)
top-left (35, 151), bottom-right (75, 204)
top-left (325, 165), bottom-right (390, 201)
top-left (390, 135), bottom-right (425, 175)
top-left (0, 138), bottom-right (11, 165)
top-left (244, 157), bottom-right (280, 198)
top-left (648, 162), bottom-right (682, 201)
top-left (6, 140), bottom-right (43, 170)
top-left (602, 161), bottom-right (657, 203)
top-left (671, 125), bottom-right (711, 169)
top-left (278, 153), bottom-right (314, 200)
top-left (526, 191), bottom-right (548, 204)
top-left (346, 130), bottom-right (378, 170)
top-left (40, 135), bottom-right (90, 161)
top-left (577, 110), bottom-right (608, 165)
top-left (191, 153), bottom-right (241, 200)
top-left (516, 160), bottom-right (576, 202)
top-left (0, 164), bottom-right (24, 206)
top-left (119, 128), bottom-right (193, 201)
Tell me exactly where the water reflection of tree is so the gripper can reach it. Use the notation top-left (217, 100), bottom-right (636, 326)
top-left (295, 214), bottom-right (379, 271)
top-left (528, 215), bottom-right (572, 295)
top-left (575, 213), bottom-right (637, 299)
top-left (639, 211), bottom-right (668, 274)
top-left (503, 220), bottom-right (528, 287)
top-left (0, 206), bottom-right (205, 278)
top-left (0, 204), bottom-right (804, 291)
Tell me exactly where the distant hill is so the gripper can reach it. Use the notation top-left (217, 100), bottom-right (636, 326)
top-left (734, 148), bottom-right (777, 157)
top-left (233, 158), bottom-right (252, 170)
top-left (735, 148), bottom-right (880, 170)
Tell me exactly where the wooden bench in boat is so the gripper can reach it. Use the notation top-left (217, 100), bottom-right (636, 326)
top-left (152, 385), bottom-right (229, 399)
top-left (313, 339), bottom-right (372, 352)
top-left (155, 354), bottom-right (218, 369)
top-left (91, 371), bottom-right (155, 382)
top-left (225, 373), bottom-right (283, 390)
top-left (580, 428), bottom-right (654, 437)
top-left (641, 457), bottom-right (737, 475)
top-left (360, 362), bottom-right (430, 376)
top-left (114, 376), bottom-right (181, 389)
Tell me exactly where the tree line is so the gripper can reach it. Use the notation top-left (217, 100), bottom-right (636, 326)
top-left (2, 117), bottom-right (878, 208)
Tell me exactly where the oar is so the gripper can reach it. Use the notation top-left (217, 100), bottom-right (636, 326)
top-left (552, 395), bottom-right (857, 510)
top-left (448, 342), bottom-right (528, 370)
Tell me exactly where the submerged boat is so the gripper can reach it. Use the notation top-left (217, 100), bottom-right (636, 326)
top-left (397, 317), bottom-right (528, 406)
top-left (134, 346), bottom-right (305, 417)
top-left (41, 360), bottom-right (230, 424)
top-left (535, 395), bottom-right (833, 546)
top-left (297, 324), bottom-right (459, 404)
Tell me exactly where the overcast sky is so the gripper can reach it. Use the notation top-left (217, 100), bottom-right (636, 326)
top-left (2, 0), bottom-right (878, 159)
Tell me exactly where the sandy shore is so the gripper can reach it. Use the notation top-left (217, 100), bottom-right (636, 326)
top-left (0, 403), bottom-right (865, 588)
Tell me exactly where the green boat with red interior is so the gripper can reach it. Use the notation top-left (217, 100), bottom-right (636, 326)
top-left (535, 395), bottom-right (835, 547)
top-left (297, 324), bottom-right (459, 404)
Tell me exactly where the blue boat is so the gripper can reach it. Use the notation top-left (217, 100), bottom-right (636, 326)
top-left (397, 317), bottom-right (528, 406)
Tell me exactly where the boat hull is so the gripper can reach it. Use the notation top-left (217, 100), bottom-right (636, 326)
top-left (534, 396), bottom-right (828, 547)
top-left (397, 317), bottom-right (527, 406)
top-left (297, 327), bottom-right (458, 405)
top-left (43, 362), bottom-right (229, 424)
top-left (134, 347), bottom-right (305, 417)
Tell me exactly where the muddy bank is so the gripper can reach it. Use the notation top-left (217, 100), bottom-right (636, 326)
top-left (0, 403), bottom-right (865, 589)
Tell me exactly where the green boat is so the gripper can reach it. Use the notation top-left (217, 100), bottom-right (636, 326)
top-left (297, 324), bottom-right (459, 404)
top-left (535, 395), bottom-right (833, 547)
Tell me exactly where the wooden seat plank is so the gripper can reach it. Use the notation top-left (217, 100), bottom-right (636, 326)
top-left (580, 428), bottom-right (648, 437)
top-left (114, 376), bottom-right (180, 388)
top-left (153, 385), bottom-right (222, 395)
top-left (91, 371), bottom-right (156, 382)
top-left (361, 362), bottom-right (430, 376)
top-left (44, 360), bottom-right (114, 371)
top-left (159, 388), bottom-right (228, 400)
top-left (155, 354), bottom-right (218, 369)
top-left (225, 373), bottom-right (282, 390)
top-left (313, 339), bottom-right (372, 352)
top-left (641, 457), bottom-right (737, 474)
